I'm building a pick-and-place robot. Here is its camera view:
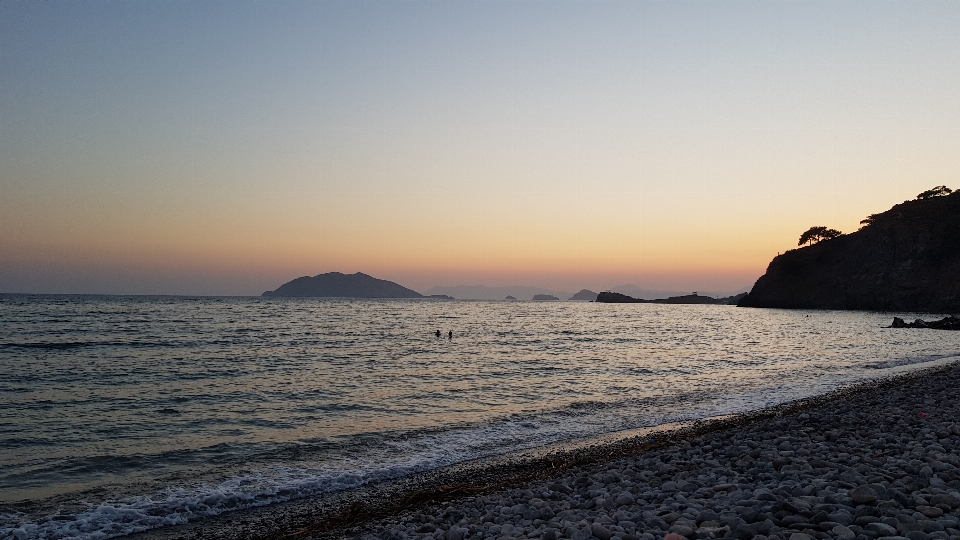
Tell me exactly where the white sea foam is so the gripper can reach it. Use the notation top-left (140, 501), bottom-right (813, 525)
top-left (1, 466), bottom-right (417, 539)
top-left (0, 380), bottom-right (874, 539)
top-left (865, 355), bottom-right (947, 369)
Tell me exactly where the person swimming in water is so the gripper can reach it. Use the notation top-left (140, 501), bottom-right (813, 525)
top-left (448, 331), bottom-right (452, 339)
top-left (435, 330), bottom-right (441, 338)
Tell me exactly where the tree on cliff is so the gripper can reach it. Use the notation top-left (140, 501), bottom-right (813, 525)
top-left (916, 185), bottom-right (953, 199)
top-left (798, 226), bottom-right (842, 246)
top-left (860, 213), bottom-right (880, 227)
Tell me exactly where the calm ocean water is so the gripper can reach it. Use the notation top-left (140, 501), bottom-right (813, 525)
top-left (2, 295), bottom-right (960, 539)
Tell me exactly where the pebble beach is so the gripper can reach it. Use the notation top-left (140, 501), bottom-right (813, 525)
top-left (319, 361), bottom-right (960, 540)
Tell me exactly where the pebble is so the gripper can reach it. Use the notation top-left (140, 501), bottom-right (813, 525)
top-left (917, 506), bottom-right (944, 518)
top-left (349, 364), bottom-right (960, 540)
top-left (832, 524), bottom-right (855, 539)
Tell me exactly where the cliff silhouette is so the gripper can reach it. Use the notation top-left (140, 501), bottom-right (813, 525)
top-left (739, 191), bottom-right (960, 312)
top-left (262, 272), bottom-right (423, 298)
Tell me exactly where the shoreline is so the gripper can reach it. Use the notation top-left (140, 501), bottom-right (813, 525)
top-left (133, 359), bottom-right (960, 540)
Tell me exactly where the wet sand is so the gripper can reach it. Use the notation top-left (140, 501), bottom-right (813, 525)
top-left (135, 360), bottom-right (960, 540)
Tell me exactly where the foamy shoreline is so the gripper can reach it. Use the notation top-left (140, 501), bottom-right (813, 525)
top-left (129, 360), bottom-right (960, 540)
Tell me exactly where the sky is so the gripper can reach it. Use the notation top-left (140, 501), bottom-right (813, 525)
top-left (2, 1), bottom-right (959, 296)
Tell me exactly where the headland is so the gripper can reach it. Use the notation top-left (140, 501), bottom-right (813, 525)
top-left (739, 190), bottom-right (960, 312)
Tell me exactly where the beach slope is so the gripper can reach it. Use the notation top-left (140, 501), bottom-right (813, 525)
top-left (135, 360), bottom-right (960, 540)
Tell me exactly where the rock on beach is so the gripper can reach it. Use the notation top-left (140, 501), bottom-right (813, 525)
top-left (338, 363), bottom-right (960, 540)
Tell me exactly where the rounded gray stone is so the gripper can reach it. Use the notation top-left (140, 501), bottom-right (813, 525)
top-left (832, 524), bottom-right (856, 539)
top-left (865, 522), bottom-right (897, 536)
top-left (930, 493), bottom-right (959, 509)
top-left (851, 485), bottom-right (879, 505)
top-left (916, 505), bottom-right (942, 518)
top-left (591, 523), bottom-right (613, 540)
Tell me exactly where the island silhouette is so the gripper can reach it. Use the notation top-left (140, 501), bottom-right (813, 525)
top-left (569, 289), bottom-right (598, 301)
top-left (261, 274), bottom-right (750, 304)
top-left (596, 291), bottom-right (746, 305)
top-left (262, 272), bottom-right (424, 298)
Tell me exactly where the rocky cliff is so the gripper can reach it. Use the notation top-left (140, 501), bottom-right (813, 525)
top-left (738, 192), bottom-right (960, 312)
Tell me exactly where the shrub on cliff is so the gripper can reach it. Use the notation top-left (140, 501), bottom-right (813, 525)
top-left (859, 213), bottom-right (880, 227)
top-left (917, 185), bottom-right (952, 199)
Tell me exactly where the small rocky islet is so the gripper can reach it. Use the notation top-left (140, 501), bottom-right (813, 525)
top-left (889, 317), bottom-right (960, 331)
top-left (337, 363), bottom-right (960, 540)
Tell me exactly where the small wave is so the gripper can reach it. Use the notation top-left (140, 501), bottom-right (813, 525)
top-left (865, 355), bottom-right (945, 369)
top-left (0, 340), bottom-right (181, 351)
top-left (0, 458), bottom-right (452, 540)
top-left (0, 403), bottom-right (662, 539)
top-left (0, 342), bottom-right (95, 350)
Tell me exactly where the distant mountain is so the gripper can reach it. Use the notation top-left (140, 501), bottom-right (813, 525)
top-left (532, 294), bottom-right (559, 301)
top-left (262, 272), bottom-right (423, 298)
top-left (569, 289), bottom-right (598, 301)
top-left (739, 190), bottom-right (960, 311)
top-left (427, 285), bottom-right (574, 301)
top-left (504, 295), bottom-right (517, 300)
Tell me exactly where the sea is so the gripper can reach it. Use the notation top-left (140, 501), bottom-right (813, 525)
top-left (2, 294), bottom-right (960, 539)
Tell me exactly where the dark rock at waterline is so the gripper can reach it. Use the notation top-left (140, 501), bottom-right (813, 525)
top-left (653, 293), bottom-right (723, 305)
top-left (889, 316), bottom-right (960, 330)
top-left (596, 291), bottom-right (746, 305)
top-left (718, 292), bottom-right (749, 305)
top-left (739, 191), bottom-right (960, 311)
top-left (596, 291), bottom-right (647, 303)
